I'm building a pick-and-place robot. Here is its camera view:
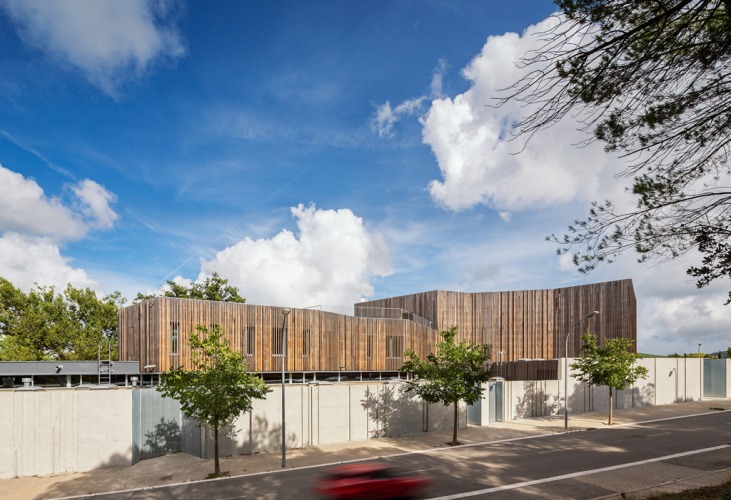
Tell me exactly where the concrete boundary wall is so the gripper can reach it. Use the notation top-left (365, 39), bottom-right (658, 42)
top-left (200, 382), bottom-right (462, 459)
top-left (0, 389), bottom-right (133, 479)
top-left (0, 382), bottom-right (463, 478)
top-left (1, 360), bottom-right (727, 478)
top-left (498, 358), bottom-right (729, 422)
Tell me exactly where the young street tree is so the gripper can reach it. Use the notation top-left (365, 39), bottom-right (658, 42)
top-left (570, 333), bottom-right (648, 425)
top-left (502, 1), bottom-right (731, 303)
top-left (400, 326), bottom-right (492, 445)
top-left (156, 325), bottom-right (269, 476)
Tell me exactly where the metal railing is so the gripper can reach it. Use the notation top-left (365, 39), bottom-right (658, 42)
top-left (353, 306), bottom-right (433, 329)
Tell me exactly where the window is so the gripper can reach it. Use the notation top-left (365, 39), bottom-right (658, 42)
top-left (303, 328), bottom-right (310, 356)
top-left (245, 326), bottom-right (256, 356)
top-left (385, 335), bottom-right (403, 358)
top-left (367, 334), bottom-right (374, 358)
top-left (170, 322), bottom-right (179, 355)
top-left (272, 327), bottom-right (283, 356)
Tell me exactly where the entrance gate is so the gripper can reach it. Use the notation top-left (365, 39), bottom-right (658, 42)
top-left (488, 380), bottom-right (503, 423)
top-left (467, 381), bottom-right (504, 425)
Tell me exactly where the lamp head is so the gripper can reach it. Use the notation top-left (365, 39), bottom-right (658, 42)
top-left (282, 308), bottom-right (291, 316)
top-left (587, 310), bottom-right (599, 318)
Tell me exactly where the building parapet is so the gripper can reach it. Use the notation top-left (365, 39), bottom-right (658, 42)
top-left (354, 306), bottom-right (433, 329)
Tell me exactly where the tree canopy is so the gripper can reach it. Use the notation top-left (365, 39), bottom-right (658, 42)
top-left (0, 272), bottom-right (244, 361)
top-left (0, 277), bottom-right (123, 361)
top-left (570, 333), bottom-right (648, 424)
top-left (135, 272), bottom-right (245, 303)
top-left (504, 1), bottom-right (731, 303)
top-left (156, 325), bottom-right (269, 476)
top-left (400, 326), bottom-right (492, 445)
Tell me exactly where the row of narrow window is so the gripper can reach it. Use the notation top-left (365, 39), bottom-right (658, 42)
top-left (170, 322), bottom-right (402, 358)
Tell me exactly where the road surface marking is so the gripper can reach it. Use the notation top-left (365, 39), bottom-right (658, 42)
top-left (537, 448), bottom-right (567, 454)
top-left (55, 410), bottom-right (728, 499)
top-left (426, 444), bottom-right (730, 499)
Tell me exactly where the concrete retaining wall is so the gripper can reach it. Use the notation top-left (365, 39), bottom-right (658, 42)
top-left (0, 382), bottom-right (464, 478)
top-left (0, 388), bottom-right (133, 479)
top-left (2, 359), bottom-right (727, 478)
top-left (201, 382), bottom-right (462, 459)
top-left (502, 358), bottom-right (729, 421)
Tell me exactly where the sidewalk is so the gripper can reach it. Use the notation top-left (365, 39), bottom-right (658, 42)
top-left (5, 399), bottom-right (730, 500)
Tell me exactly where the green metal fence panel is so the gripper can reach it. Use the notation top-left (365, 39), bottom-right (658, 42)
top-left (467, 395), bottom-right (481, 425)
top-left (488, 381), bottom-right (503, 423)
top-left (703, 359), bottom-right (726, 398)
top-left (132, 388), bottom-right (184, 462)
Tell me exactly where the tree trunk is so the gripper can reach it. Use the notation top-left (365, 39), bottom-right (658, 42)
top-left (451, 400), bottom-right (459, 445)
top-left (608, 387), bottom-right (613, 426)
top-left (214, 423), bottom-right (220, 476)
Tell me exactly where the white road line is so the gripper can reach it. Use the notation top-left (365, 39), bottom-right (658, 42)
top-left (611, 410), bottom-right (728, 428)
top-left (55, 410), bottom-right (729, 499)
top-left (537, 448), bottom-right (566, 454)
top-left (426, 444), bottom-right (730, 500)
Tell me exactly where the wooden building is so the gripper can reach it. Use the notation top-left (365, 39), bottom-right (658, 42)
top-left (118, 279), bottom-right (636, 375)
top-left (356, 279), bottom-right (636, 362)
top-left (118, 299), bottom-right (437, 374)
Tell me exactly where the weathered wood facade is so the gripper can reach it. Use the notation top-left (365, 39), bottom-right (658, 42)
top-left (118, 298), bottom-right (438, 373)
top-left (356, 279), bottom-right (636, 361)
top-left (118, 279), bottom-right (636, 373)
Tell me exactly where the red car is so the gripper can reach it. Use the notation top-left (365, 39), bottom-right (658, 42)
top-left (312, 463), bottom-right (433, 499)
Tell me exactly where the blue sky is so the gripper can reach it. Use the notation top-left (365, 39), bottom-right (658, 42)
top-left (1, 0), bottom-right (728, 355)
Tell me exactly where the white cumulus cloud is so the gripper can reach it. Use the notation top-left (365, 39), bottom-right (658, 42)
top-left (0, 232), bottom-right (96, 291)
top-left (71, 179), bottom-right (119, 229)
top-left (201, 204), bottom-right (392, 310)
top-left (372, 97), bottom-right (426, 139)
top-left (0, 165), bottom-right (117, 292)
top-left (371, 59), bottom-right (447, 139)
top-left (0, 0), bottom-right (185, 95)
top-left (0, 165), bottom-right (118, 240)
top-left (422, 16), bottom-right (622, 212)
top-left (0, 165), bottom-right (82, 239)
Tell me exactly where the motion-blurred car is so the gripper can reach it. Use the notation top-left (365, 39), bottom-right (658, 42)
top-left (312, 463), bottom-right (432, 499)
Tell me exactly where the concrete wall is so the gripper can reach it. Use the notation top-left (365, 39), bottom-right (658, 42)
top-left (0, 388), bottom-right (133, 479)
top-left (202, 382), bottom-right (463, 459)
top-left (2, 359), bottom-right (726, 478)
top-left (503, 379), bottom-right (562, 421)
top-left (505, 358), bottom-right (728, 421)
top-left (0, 382), bottom-right (465, 478)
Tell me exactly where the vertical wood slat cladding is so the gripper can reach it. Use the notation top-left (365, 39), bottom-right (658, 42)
top-left (551, 279), bottom-right (636, 358)
top-left (361, 291), bottom-right (441, 329)
top-left (491, 360), bottom-right (559, 380)
top-left (356, 279), bottom-right (635, 362)
top-left (118, 279), bottom-right (635, 371)
top-left (118, 298), bottom-right (438, 373)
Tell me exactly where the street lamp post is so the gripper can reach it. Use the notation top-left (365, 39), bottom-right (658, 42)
top-left (564, 310), bottom-right (599, 431)
top-left (281, 308), bottom-right (291, 468)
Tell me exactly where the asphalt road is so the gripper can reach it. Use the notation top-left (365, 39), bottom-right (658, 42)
top-left (83, 411), bottom-right (731, 499)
